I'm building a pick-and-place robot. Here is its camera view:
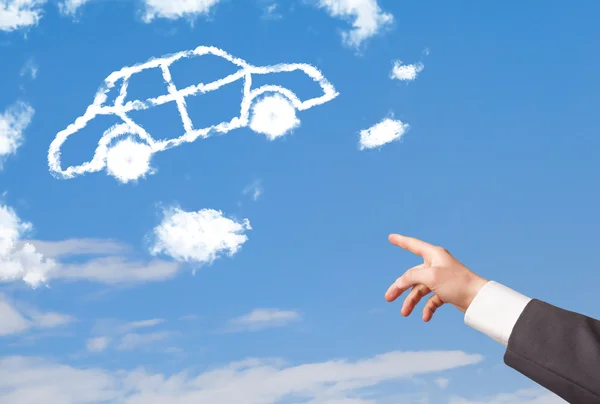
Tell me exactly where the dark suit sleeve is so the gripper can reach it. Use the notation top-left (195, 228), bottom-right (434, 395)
top-left (504, 298), bottom-right (600, 404)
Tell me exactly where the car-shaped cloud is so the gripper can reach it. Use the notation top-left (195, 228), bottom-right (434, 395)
top-left (48, 45), bottom-right (338, 182)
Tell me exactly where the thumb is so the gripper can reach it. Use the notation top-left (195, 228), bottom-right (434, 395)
top-left (385, 265), bottom-right (437, 302)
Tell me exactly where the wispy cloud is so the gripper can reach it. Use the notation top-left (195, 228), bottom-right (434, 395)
top-left (149, 206), bottom-right (251, 266)
top-left (0, 350), bottom-right (483, 402)
top-left (434, 377), bottom-right (450, 389)
top-left (449, 387), bottom-right (567, 404)
top-left (85, 336), bottom-right (110, 353)
top-left (260, 1), bottom-right (282, 20)
top-left (225, 308), bottom-right (301, 332)
top-left (116, 331), bottom-right (171, 351)
top-left (0, 0), bottom-right (46, 32)
top-left (0, 294), bottom-right (73, 337)
top-left (243, 179), bottom-right (263, 201)
top-left (58, 0), bottom-right (91, 16)
top-left (314, 0), bottom-right (394, 48)
top-left (0, 101), bottom-right (34, 168)
top-left (358, 116), bottom-right (409, 150)
top-left (87, 318), bottom-right (169, 353)
top-left (141, 0), bottom-right (220, 23)
top-left (390, 60), bottom-right (424, 82)
top-left (19, 58), bottom-right (38, 80)
top-left (1, 202), bottom-right (182, 287)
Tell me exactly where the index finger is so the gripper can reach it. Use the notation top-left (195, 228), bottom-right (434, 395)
top-left (389, 234), bottom-right (437, 259)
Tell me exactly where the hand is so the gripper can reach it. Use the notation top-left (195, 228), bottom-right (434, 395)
top-left (384, 234), bottom-right (489, 322)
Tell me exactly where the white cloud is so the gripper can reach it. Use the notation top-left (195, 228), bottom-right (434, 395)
top-left (0, 101), bottom-right (34, 168)
top-left (243, 179), bottom-right (262, 201)
top-left (1, 205), bottom-right (181, 287)
top-left (28, 238), bottom-right (128, 259)
top-left (116, 331), bottom-right (171, 351)
top-left (390, 61), bottom-right (424, 81)
top-left (0, 294), bottom-right (73, 337)
top-left (226, 308), bottom-right (301, 332)
top-left (86, 336), bottom-right (111, 353)
top-left (88, 318), bottom-right (168, 353)
top-left (141, 0), bottom-right (220, 23)
top-left (434, 377), bottom-right (449, 389)
top-left (0, 0), bottom-right (46, 32)
top-left (0, 350), bottom-right (483, 403)
top-left (0, 203), bottom-right (56, 287)
top-left (315, 0), bottom-right (394, 48)
top-left (358, 117), bottom-right (409, 150)
top-left (449, 388), bottom-right (567, 404)
top-left (249, 93), bottom-right (300, 140)
top-left (58, 0), bottom-right (91, 16)
top-left (149, 206), bottom-right (251, 265)
top-left (260, 0), bottom-right (282, 20)
top-left (19, 58), bottom-right (38, 79)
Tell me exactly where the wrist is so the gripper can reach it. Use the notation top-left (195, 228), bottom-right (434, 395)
top-left (464, 276), bottom-right (489, 312)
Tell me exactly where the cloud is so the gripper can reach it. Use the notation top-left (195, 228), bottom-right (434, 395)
top-left (315, 0), bottom-right (394, 48)
top-left (0, 350), bottom-right (483, 403)
top-left (0, 203), bottom-right (56, 287)
top-left (434, 377), bottom-right (449, 389)
top-left (358, 117), bottom-right (409, 150)
top-left (449, 388), bottom-right (567, 404)
top-left (0, 0), bottom-right (46, 32)
top-left (28, 238), bottom-right (128, 259)
top-left (1, 204), bottom-right (180, 287)
top-left (390, 61), bottom-right (424, 81)
top-left (87, 318), bottom-right (169, 353)
top-left (116, 331), bottom-right (172, 351)
top-left (149, 206), bottom-right (251, 265)
top-left (243, 179), bottom-right (262, 201)
top-left (0, 101), bottom-right (34, 168)
top-left (86, 336), bottom-right (110, 353)
top-left (226, 308), bottom-right (301, 332)
top-left (0, 294), bottom-right (73, 337)
top-left (19, 58), bottom-right (38, 79)
top-left (57, 0), bottom-right (91, 16)
top-left (141, 0), bottom-right (220, 22)
top-left (260, 0), bottom-right (282, 20)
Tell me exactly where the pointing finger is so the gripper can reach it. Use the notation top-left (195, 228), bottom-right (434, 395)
top-left (389, 234), bottom-right (437, 259)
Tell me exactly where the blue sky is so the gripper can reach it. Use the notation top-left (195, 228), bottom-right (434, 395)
top-left (1, 0), bottom-right (599, 402)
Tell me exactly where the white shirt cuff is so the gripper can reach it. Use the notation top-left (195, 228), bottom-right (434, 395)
top-left (464, 281), bottom-right (532, 346)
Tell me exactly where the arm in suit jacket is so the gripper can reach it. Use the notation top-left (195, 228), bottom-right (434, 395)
top-left (464, 281), bottom-right (600, 404)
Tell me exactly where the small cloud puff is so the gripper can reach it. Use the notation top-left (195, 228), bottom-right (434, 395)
top-left (141, 0), bottom-right (220, 23)
top-left (316, 0), bottom-right (394, 48)
top-left (0, 101), bottom-right (35, 168)
top-left (0, 204), bottom-right (55, 288)
top-left (358, 117), bottom-right (409, 150)
top-left (390, 60), bottom-right (424, 81)
top-left (0, 0), bottom-right (45, 32)
top-left (149, 206), bottom-right (251, 266)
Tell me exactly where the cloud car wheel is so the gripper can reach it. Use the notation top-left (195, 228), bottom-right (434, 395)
top-left (249, 93), bottom-right (300, 140)
top-left (103, 129), bottom-right (155, 183)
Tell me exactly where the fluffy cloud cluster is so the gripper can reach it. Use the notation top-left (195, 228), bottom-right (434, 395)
top-left (358, 117), bottom-right (409, 150)
top-left (149, 207), bottom-right (251, 265)
top-left (0, 204), bottom-right (55, 287)
top-left (0, 0), bottom-right (46, 31)
top-left (390, 60), bottom-right (424, 81)
top-left (0, 101), bottom-right (34, 168)
top-left (0, 350), bottom-right (483, 403)
top-left (316, 0), bottom-right (394, 47)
